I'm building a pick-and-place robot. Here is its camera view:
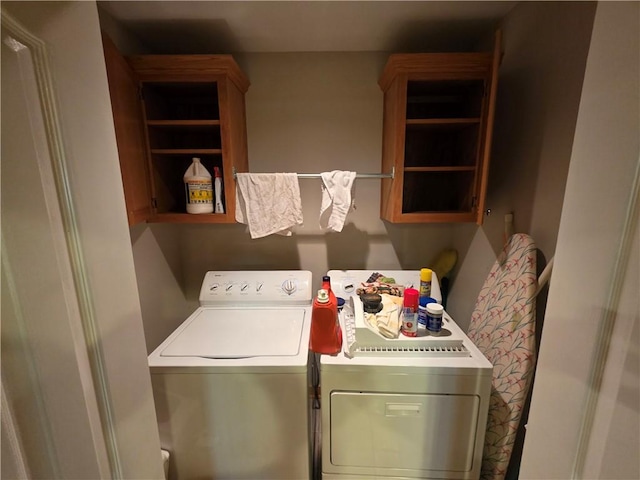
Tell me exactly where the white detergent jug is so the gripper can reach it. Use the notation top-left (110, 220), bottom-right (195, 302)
top-left (184, 157), bottom-right (213, 214)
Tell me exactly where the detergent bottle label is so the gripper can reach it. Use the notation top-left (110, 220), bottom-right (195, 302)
top-left (186, 180), bottom-right (213, 204)
top-left (401, 307), bottom-right (418, 337)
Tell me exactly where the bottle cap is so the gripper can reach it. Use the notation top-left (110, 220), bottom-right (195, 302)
top-left (316, 289), bottom-right (329, 303)
top-left (419, 296), bottom-right (437, 307)
top-left (426, 303), bottom-right (444, 315)
top-left (404, 288), bottom-right (419, 306)
top-left (322, 275), bottom-right (331, 282)
top-left (420, 268), bottom-right (432, 281)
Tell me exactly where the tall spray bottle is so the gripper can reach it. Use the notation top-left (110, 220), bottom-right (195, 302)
top-left (214, 166), bottom-right (224, 214)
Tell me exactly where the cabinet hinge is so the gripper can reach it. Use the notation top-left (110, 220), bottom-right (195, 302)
top-left (138, 85), bottom-right (144, 100)
top-left (151, 197), bottom-right (157, 209)
top-left (472, 196), bottom-right (477, 208)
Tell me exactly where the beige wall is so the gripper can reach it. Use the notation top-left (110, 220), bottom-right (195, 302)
top-left (520, 1), bottom-right (639, 476)
top-left (130, 223), bottom-right (192, 353)
top-left (447, 1), bottom-right (596, 330)
top-left (179, 52), bottom-right (455, 300)
top-left (98, 4), bottom-right (150, 54)
top-left (98, 7), bottom-right (194, 352)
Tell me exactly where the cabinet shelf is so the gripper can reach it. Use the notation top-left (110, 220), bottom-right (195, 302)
top-left (148, 212), bottom-right (230, 224)
top-left (151, 149), bottom-right (223, 155)
top-left (406, 118), bottom-right (481, 126)
top-left (146, 120), bottom-right (221, 127)
top-left (147, 121), bottom-right (221, 151)
top-left (404, 166), bottom-right (477, 173)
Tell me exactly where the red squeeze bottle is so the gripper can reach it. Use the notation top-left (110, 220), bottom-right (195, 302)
top-left (309, 289), bottom-right (342, 355)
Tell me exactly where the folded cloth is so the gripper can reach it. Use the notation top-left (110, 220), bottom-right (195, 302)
top-left (235, 173), bottom-right (303, 239)
top-left (364, 294), bottom-right (401, 339)
top-left (376, 306), bottom-right (400, 339)
top-left (319, 170), bottom-right (356, 232)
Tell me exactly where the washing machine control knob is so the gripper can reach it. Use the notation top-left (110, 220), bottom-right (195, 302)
top-left (281, 279), bottom-right (297, 295)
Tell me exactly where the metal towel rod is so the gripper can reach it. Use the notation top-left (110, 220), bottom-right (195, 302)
top-left (233, 167), bottom-right (394, 179)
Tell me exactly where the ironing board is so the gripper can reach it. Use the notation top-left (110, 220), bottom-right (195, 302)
top-left (467, 233), bottom-right (537, 480)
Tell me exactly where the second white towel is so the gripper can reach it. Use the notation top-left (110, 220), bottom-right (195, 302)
top-left (235, 173), bottom-right (303, 239)
top-left (319, 170), bottom-right (356, 232)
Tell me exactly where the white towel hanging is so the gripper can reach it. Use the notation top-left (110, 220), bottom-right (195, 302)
top-left (319, 170), bottom-right (357, 232)
top-left (235, 173), bottom-right (303, 239)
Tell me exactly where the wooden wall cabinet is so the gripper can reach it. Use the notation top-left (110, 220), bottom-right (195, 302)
top-left (379, 34), bottom-right (500, 224)
top-left (102, 34), bottom-right (249, 225)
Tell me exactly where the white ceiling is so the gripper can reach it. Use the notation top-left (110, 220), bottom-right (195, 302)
top-left (98, 1), bottom-right (517, 54)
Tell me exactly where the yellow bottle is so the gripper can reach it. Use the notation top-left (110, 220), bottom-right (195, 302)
top-left (419, 268), bottom-right (432, 298)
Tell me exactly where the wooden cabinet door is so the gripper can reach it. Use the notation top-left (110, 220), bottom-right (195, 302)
top-left (474, 31), bottom-right (501, 225)
top-left (102, 33), bottom-right (152, 226)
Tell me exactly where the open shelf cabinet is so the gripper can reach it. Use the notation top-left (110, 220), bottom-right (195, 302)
top-left (379, 32), bottom-right (501, 224)
top-left (102, 34), bottom-right (249, 225)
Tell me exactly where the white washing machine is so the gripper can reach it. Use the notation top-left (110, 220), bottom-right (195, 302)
top-left (321, 270), bottom-right (493, 480)
top-left (148, 271), bottom-right (313, 480)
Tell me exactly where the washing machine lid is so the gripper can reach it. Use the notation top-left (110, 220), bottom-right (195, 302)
top-left (160, 308), bottom-right (306, 358)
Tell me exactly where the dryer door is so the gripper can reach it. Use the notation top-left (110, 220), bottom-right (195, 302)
top-left (330, 391), bottom-right (480, 474)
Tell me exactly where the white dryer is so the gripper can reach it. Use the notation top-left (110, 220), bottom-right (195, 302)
top-left (321, 270), bottom-right (493, 480)
top-left (148, 271), bottom-right (313, 480)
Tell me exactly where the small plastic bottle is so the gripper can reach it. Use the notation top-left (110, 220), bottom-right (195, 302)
top-left (417, 296), bottom-right (437, 328)
top-left (213, 166), bottom-right (224, 214)
top-left (401, 288), bottom-right (419, 337)
top-left (426, 303), bottom-right (444, 336)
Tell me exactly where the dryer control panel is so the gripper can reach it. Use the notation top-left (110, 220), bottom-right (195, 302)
top-left (199, 271), bottom-right (312, 306)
